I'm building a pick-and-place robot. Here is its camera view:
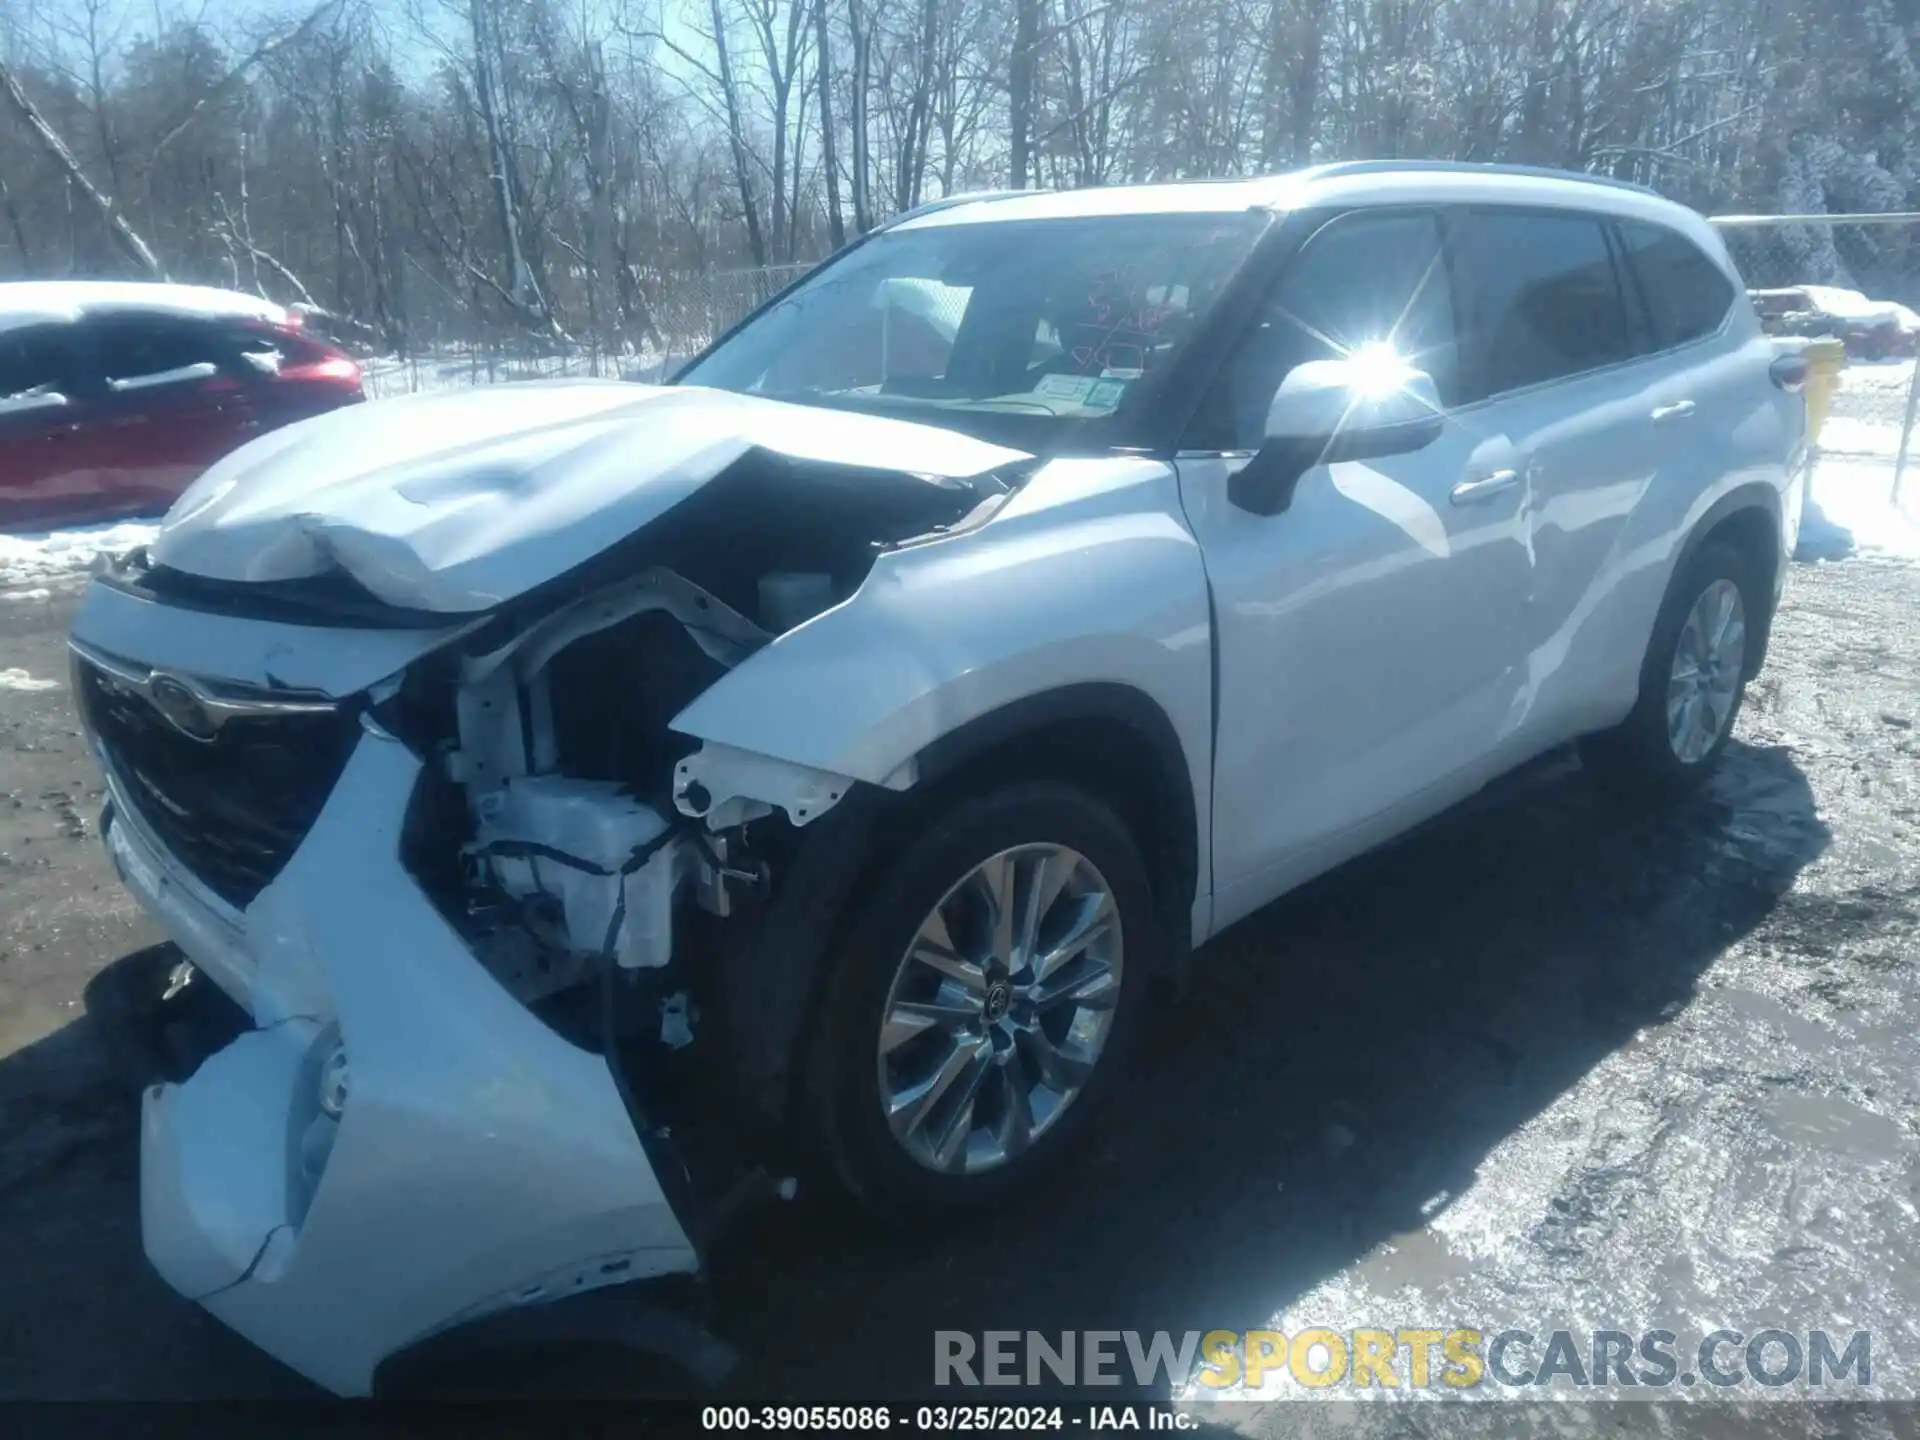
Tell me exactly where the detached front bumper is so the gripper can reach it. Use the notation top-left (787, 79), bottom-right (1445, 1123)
top-left (107, 716), bottom-right (698, 1395)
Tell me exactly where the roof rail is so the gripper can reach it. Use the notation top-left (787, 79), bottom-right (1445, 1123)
top-left (880, 189), bottom-right (1045, 228)
top-left (1300, 159), bottom-right (1659, 197)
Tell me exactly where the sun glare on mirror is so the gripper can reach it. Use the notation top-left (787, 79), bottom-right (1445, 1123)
top-left (1346, 341), bottom-right (1419, 398)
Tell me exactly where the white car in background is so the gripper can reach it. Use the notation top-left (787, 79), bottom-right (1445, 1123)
top-left (1797, 284), bottom-right (1919, 359)
top-left (70, 161), bottom-right (1806, 1395)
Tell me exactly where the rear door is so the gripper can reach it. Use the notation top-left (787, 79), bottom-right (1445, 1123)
top-left (0, 324), bottom-right (91, 530)
top-left (1445, 206), bottom-right (1660, 742)
top-left (77, 312), bottom-right (260, 516)
top-left (1613, 216), bottom-right (1796, 609)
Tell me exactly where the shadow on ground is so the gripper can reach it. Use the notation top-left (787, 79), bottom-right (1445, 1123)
top-left (706, 738), bottom-right (1830, 1399)
top-left (0, 736), bottom-right (1826, 1400)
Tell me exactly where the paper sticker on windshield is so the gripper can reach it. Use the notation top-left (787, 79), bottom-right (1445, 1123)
top-left (1036, 373), bottom-right (1098, 405)
top-left (1086, 378), bottom-right (1128, 409)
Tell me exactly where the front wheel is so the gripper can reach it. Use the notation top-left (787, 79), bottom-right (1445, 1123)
top-left (1581, 537), bottom-right (1757, 799)
top-left (801, 780), bottom-right (1157, 1220)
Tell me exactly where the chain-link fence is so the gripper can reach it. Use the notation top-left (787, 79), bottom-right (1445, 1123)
top-left (360, 261), bottom-right (814, 401)
top-left (1712, 214), bottom-right (1920, 510)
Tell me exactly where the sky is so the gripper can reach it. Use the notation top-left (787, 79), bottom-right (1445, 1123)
top-left (17, 0), bottom-right (704, 89)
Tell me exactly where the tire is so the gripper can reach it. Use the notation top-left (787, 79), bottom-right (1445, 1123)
top-left (800, 779), bottom-right (1158, 1220)
top-left (1581, 537), bottom-right (1759, 800)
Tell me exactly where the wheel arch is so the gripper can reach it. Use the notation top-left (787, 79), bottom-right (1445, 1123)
top-left (910, 681), bottom-right (1201, 947)
top-left (713, 681), bottom-right (1201, 1140)
top-left (1674, 483), bottom-right (1784, 679)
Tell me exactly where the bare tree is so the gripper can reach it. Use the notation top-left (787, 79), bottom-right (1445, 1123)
top-left (1, 0), bottom-right (1912, 354)
top-left (813, 0), bottom-right (846, 247)
top-left (0, 56), bottom-right (164, 275)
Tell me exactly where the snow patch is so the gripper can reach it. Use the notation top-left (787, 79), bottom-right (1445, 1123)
top-left (1801, 284), bottom-right (1905, 326)
top-left (1835, 358), bottom-right (1918, 394)
top-left (1799, 458), bottom-right (1920, 562)
top-left (358, 346), bottom-right (679, 402)
top-left (0, 521), bottom-right (158, 590)
top-left (0, 668), bottom-right (61, 692)
top-left (0, 280), bottom-right (285, 337)
top-left (1819, 415), bottom-right (1908, 458)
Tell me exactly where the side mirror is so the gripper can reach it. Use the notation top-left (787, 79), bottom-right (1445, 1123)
top-left (1230, 355), bottom-right (1446, 517)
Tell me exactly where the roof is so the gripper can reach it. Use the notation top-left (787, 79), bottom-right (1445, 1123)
top-left (891, 162), bottom-right (1717, 252)
top-left (0, 281), bottom-right (288, 337)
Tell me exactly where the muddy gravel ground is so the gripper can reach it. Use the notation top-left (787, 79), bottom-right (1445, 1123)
top-left (2, 559), bottom-right (1918, 1433)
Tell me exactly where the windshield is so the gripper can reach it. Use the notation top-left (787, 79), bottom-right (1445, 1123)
top-left (679, 211), bottom-right (1270, 450)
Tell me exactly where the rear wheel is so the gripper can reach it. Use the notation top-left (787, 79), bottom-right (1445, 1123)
top-left (1581, 537), bottom-right (1757, 799)
top-left (802, 780), bottom-right (1156, 1219)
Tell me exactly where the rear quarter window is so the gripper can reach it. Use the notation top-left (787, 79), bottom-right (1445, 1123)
top-left (224, 321), bottom-right (331, 377)
top-left (1617, 221), bottom-right (1736, 350)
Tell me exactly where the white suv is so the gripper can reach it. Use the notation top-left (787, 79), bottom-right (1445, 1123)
top-left (71, 162), bottom-right (1806, 1394)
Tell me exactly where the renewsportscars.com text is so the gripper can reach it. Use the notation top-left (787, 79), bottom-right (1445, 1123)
top-left (934, 1328), bottom-right (1873, 1392)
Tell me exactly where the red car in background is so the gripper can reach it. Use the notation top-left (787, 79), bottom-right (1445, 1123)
top-left (0, 282), bottom-right (364, 531)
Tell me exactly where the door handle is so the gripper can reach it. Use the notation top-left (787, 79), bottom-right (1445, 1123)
top-left (1450, 468), bottom-right (1520, 506)
top-left (1651, 399), bottom-right (1697, 423)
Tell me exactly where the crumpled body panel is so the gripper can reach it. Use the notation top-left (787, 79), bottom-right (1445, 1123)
top-left (151, 381), bottom-right (1027, 613)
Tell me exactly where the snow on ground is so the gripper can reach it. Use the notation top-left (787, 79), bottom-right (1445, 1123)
top-left (0, 521), bottom-right (158, 595)
top-left (0, 667), bottom-right (61, 691)
top-left (358, 350), bottom-right (595, 400)
top-left (1801, 456), bottom-right (1920, 561)
top-left (1834, 357), bottom-right (1918, 394)
top-left (1818, 414), bottom-right (1910, 457)
top-left (358, 345), bottom-right (680, 401)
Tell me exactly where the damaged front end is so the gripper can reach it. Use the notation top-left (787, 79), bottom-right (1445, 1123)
top-left (377, 433), bottom-right (1024, 1177)
top-left (73, 385), bottom-right (1031, 1393)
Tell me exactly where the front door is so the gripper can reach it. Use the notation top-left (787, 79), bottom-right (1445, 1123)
top-left (1174, 207), bottom-right (1536, 928)
top-left (80, 313), bottom-right (260, 517)
top-left (0, 323), bottom-right (90, 530)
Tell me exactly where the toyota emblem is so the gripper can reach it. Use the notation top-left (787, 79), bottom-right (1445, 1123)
top-left (146, 673), bottom-right (220, 742)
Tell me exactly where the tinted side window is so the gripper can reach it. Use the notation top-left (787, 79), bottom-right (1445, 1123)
top-left (89, 315), bottom-right (229, 392)
top-left (0, 326), bottom-right (78, 403)
top-left (1617, 221), bottom-right (1735, 350)
top-left (1451, 210), bottom-right (1630, 400)
top-left (1189, 209), bottom-right (1459, 450)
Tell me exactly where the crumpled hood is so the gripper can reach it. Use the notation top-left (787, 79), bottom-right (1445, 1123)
top-left (151, 381), bottom-right (1027, 613)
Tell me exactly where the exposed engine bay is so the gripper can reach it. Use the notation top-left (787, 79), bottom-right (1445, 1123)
top-left (313, 440), bottom-right (1029, 1195)
top-left (79, 380), bottom-right (1047, 1230)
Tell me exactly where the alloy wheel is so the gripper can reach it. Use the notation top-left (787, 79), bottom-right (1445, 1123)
top-left (1667, 577), bottom-right (1747, 764)
top-left (875, 843), bottom-right (1124, 1174)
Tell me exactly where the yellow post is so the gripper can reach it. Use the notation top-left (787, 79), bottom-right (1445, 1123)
top-left (1801, 337), bottom-right (1848, 449)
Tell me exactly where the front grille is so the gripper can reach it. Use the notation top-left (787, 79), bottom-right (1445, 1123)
top-left (76, 659), bottom-right (360, 909)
